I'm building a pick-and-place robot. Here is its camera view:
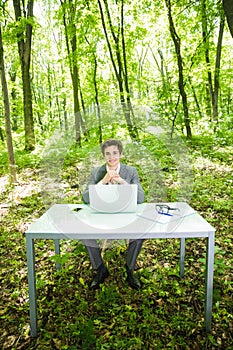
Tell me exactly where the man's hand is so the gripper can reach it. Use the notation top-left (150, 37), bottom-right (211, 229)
top-left (110, 173), bottom-right (125, 184)
top-left (102, 170), bottom-right (125, 185)
top-left (101, 170), bottom-right (116, 184)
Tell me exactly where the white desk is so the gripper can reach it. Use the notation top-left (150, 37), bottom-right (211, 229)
top-left (25, 203), bottom-right (215, 337)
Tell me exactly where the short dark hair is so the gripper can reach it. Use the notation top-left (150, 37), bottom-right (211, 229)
top-left (101, 139), bottom-right (123, 155)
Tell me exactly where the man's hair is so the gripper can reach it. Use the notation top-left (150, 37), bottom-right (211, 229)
top-left (101, 139), bottom-right (123, 155)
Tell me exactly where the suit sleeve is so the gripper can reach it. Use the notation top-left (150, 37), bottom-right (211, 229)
top-left (131, 167), bottom-right (145, 204)
top-left (120, 164), bottom-right (145, 204)
top-left (82, 166), bottom-right (106, 204)
top-left (82, 168), bottom-right (97, 204)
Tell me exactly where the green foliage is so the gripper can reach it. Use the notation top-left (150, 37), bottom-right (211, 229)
top-left (0, 149), bottom-right (8, 175)
top-left (0, 147), bottom-right (40, 176)
top-left (1, 0), bottom-right (233, 161)
top-left (7, 16), bottom-right (37, 43)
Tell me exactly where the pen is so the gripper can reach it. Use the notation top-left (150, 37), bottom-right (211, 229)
top-left (158, 212), bottom-right (173, 216)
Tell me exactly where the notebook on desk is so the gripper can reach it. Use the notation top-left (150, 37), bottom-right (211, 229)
top-left (89, 184), bottom-right (138, 213)
top-left (137, 202), bottom-right (196, 224)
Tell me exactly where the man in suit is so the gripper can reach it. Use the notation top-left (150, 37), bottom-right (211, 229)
top-left (82, 139), bottom-right (145, 290)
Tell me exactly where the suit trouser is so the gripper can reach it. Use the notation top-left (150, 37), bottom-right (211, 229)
top-left (82, 239), bottom-right (144, 270)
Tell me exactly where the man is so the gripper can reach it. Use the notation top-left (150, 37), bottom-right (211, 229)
top-left (82, 139), bottom-right (145, 290)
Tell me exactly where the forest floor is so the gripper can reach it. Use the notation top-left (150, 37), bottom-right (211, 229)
top-left (0, 132), bottom-right (233, 349)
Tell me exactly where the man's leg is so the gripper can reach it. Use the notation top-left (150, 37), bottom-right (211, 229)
top-left (82, 239), bottom-right (109, 289)
top-left (126, 239), bottom-right (144, 270)
top-left (125, 239), bottom-right (144, 289)
top-left (83, 239), bottom-right (103, 270)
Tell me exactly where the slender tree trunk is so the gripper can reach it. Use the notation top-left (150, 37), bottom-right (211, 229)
top-left (84, 34), bottom-right (100, 141)
top-left (9, 64), bottom-right (18, 131)
top-left (32, 86), bottom-right (44, 131)
top-left (0, 126), bottom-right (4, 142)
top-left (71, 35), bottom-right (81, 145)
top-left (98, 0), bottom-right (138, 139)
top-left (154, 47), bottom-right (174, 117)
top-left (188, 77), bottom-right (203, 119)
top-left (202, 0), bottom-right (225, 127)
top-left (165, 0), bottom-right (192, 138)
top-left (13, 0), bottom-right (35, 151)
top-left (201, 0), bottom-right (214, 120)
top-left (120, 0), bottom-right (138, 139)
top-left (47, 62), bottom-right (53, 123)
top-left (60, 0), bottom-right (82, 145)
top-left (77, 72), bottom-right (88, 140)
top-left (0, 25), bottom-right (17, 183)
top-left (93, 53), bottom-right (102, 144)
top-left (136, 46), bottom-right (148, 99)
top-left (213, 13), bottom-right (225, 128)
top-left (61, 72), bottom-right (68, 131)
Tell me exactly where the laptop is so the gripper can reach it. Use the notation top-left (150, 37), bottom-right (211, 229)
top-left (89, 184), bottom-right (138, 213)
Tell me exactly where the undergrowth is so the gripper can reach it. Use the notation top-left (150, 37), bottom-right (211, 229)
top-left (0, 131), bottom-right (233, 349)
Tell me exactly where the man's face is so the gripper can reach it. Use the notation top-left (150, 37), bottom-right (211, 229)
top-left (103, 145), bottom-right (121, 169)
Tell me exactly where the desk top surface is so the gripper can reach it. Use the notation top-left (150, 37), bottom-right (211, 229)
top-left (26, 203), bottom-right (215, 239)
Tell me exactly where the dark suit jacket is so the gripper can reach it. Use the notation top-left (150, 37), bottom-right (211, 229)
top-left (82, 163), bottom-right (145, 204)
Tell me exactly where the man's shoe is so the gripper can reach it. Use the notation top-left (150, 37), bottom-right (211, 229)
top-left (90, 265), bottom-right (109, 290)
top-left (126, 268), bottom-right (141, 290)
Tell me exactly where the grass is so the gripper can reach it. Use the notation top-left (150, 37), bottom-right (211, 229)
top-left (0, 130), bottom-right (233, 349)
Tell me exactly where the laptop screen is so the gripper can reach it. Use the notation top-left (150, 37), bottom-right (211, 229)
top-left (89, 184), bottom-right (138, 213)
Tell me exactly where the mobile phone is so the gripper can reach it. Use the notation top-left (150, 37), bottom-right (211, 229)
top-left (73, 207), bottom-right (82, 212)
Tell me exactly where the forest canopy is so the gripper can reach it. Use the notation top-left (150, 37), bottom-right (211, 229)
top-left (0, 0), bottom-right (233, 160)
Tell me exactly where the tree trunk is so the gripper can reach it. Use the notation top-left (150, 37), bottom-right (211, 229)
top-left (0, 126), bottom-right (4, 142)
top-left (13, 0), bottom-right (35, 151)
top-left (213, 13), bottom-right (225, 128)
top-left (120, 0), bottom-right (139, 139)
top-left (77, 71), bottom-right (89, 140)
top-left (189, 77), bottom-right (203, 119)
top-left (60, 0), bottom-right (82, 145)
top-left (93, 53), bottom-right (102, 144)
top-left (223, 0), bottom-right (233, 37)
top-left (202, 0), bottom-right (225, 127)
top-left (71, 36), bottom-right (82, 146)
top-left (0, 25), bottom-right (17, 183)
top-left (165, 0), bottom-right (192, 138)
top-left (98, 0), bottom-right (138, 139)
top-left (9, 64), bottom-right (18, 131)
top-left (201, 0), bottom-right (214, 121)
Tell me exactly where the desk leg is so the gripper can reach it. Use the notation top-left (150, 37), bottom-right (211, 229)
top-left (180, 238), bottom-right (185, 277)
top-left (26, 235), bottom-right (38, 337)
top-left (205, 232), bottom-right (215, 332)
top-left (54, 239), bottom-right (61, 271)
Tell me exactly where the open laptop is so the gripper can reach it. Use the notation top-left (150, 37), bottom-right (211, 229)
top-left (89, 184), bottom-right (138, 213)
